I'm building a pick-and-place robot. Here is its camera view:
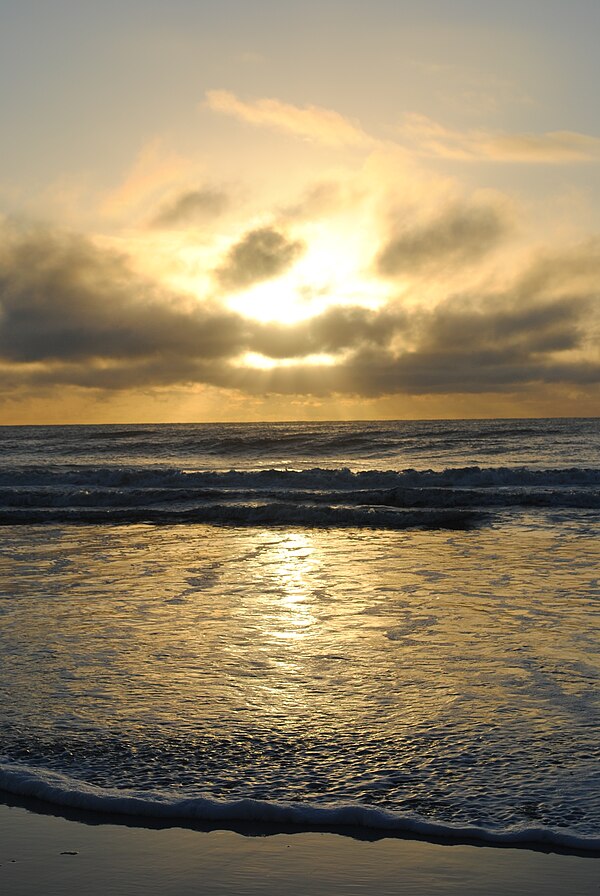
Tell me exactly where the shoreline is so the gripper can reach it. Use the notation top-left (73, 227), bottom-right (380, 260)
top-left (1, 803), bottom-right (598, 896)
top-left (2, 771), bottom-right (599, 856)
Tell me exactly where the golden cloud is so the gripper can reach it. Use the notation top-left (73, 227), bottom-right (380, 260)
top-left (401, 114), bottom-right (600, 163)
top-left (205, 89), bottom-right (374, 149)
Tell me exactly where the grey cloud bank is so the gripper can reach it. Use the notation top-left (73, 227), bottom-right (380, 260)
top-left (377, 203), bottom-right (510, 277)
top-left (0, 222), bottom-right (597, 399)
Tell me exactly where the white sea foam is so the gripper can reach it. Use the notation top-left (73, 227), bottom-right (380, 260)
top-left (1, 763), bottom-right (597, 851)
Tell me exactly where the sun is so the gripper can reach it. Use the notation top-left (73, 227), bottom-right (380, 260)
top-left (224, 222), bottom-right (388, 324)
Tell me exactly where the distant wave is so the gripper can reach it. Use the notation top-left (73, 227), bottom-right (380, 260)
top-left (0, 763), bottom-right (597, 851)
top-left (1, 420), bottom-right (598, 474)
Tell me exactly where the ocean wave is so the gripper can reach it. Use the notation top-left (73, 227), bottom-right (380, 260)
top-left (0, 503), bottom-right (486, 530)
top-left (0, 483), bottom-right (598, 510)
top-left (1, 464), bottom-right (599, 490)
top-left (0, 763), bottom-right (597, 851)
top-left (0, 465), bottom-right (598, 527)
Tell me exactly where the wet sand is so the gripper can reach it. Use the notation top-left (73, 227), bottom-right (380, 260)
top-left (1, 804), bottom-right (598, 896)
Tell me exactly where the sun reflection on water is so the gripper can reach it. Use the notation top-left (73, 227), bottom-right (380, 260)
top-left (265, 532), bottom-right (317, 640)
top-left (3, 522), bottom-right (599, 746)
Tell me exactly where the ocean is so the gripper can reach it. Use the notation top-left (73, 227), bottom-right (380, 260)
top-left (0, 418), bottom-right (598, 850)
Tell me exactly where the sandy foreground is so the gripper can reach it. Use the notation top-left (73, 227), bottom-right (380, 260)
top-left (1, 803), bottom-right (598, 896)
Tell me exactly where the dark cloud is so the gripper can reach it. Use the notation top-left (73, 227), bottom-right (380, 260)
top-left (416, 295), bottom-right (586, 357)
top-left (0, 225), bottom-right (246, 366)
top-left (376, 202), bottom-right (510, 277)
top-left (229, 292), bottom-right (598, 398)
top-left (338, 294), bottom-right (596, 396)
top-left (0, 223), bottom-right (597, 399)
top-left (149, 188), bottom-right (229, 229)
top-left (251, 305), bottom-right (404, 359)
top-left (214, 226), bottom-right (304, 291)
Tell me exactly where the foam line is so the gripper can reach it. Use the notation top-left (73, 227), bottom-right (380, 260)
top-left (0, 764), bottom-right (597, 851)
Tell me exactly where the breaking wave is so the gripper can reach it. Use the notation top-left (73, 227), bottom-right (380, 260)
top-left (1, 763), bottom-right (597, 851)
top-left (0, 466), bottom-right (597, 528)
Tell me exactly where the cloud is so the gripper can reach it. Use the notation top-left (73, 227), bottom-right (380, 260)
top-left (230, 247), bottom-right (600, 396)
top-left (239, 292), bottom-right (598, 398)
top-left (100, 140), bottom-right (189, 218)
top-left (0, 222), bottom-right (597, 400)
top-left (376, 202), bottom-right (511, 276)
top-left (280, 180), bottom-right (347, 221)
top-left (205, 87), bottom-right (599, 171)
top-left (515, 240), bottom-right (600, 299)
top-left (402, 114), bottom-right (600, 163)
top-left (250, 305), bottom-right (404, 359)
top-left (149, 188), bottom-right (229, 229)
top-left (0, 224), bottom-right (246, 368)
top-left (205, 89), bottom-right (374, 148)
top-left (214, 226), bottom-right (305, 292)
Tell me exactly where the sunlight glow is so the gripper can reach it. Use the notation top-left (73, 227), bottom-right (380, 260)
top-left (225, 221), bottom-right (389, 324)
top-left (234, 352), bottom-right (340, 370)
top-left (264, 533), bottom-right (317, 641)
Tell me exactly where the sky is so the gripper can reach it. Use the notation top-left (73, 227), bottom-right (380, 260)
top-left (1, 0), bottom-right (599, 422)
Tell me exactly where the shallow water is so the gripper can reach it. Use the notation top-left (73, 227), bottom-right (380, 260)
top-left (0, 419), bottom-right (599, 848)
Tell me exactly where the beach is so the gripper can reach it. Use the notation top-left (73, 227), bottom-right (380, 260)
top-left (3, 0), bottom-right (600, 889)
top-left (1, 803), bottom-right (599, 896)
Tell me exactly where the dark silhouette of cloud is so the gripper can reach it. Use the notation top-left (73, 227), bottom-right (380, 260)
top-left (214, 226), bottom-right (305, 291)
top-left (250, 305), bottom-right (404, 359)
top-left (0, 225), bottom-right (246, 365)
top-left (0, 222), bottom-right (597, 399)
top-left (149, 188), bottom-right (229, 229)
top-left (228, 291), bottom-right (597, 398)
top-left (376, 202), bottom-right (510, 276)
